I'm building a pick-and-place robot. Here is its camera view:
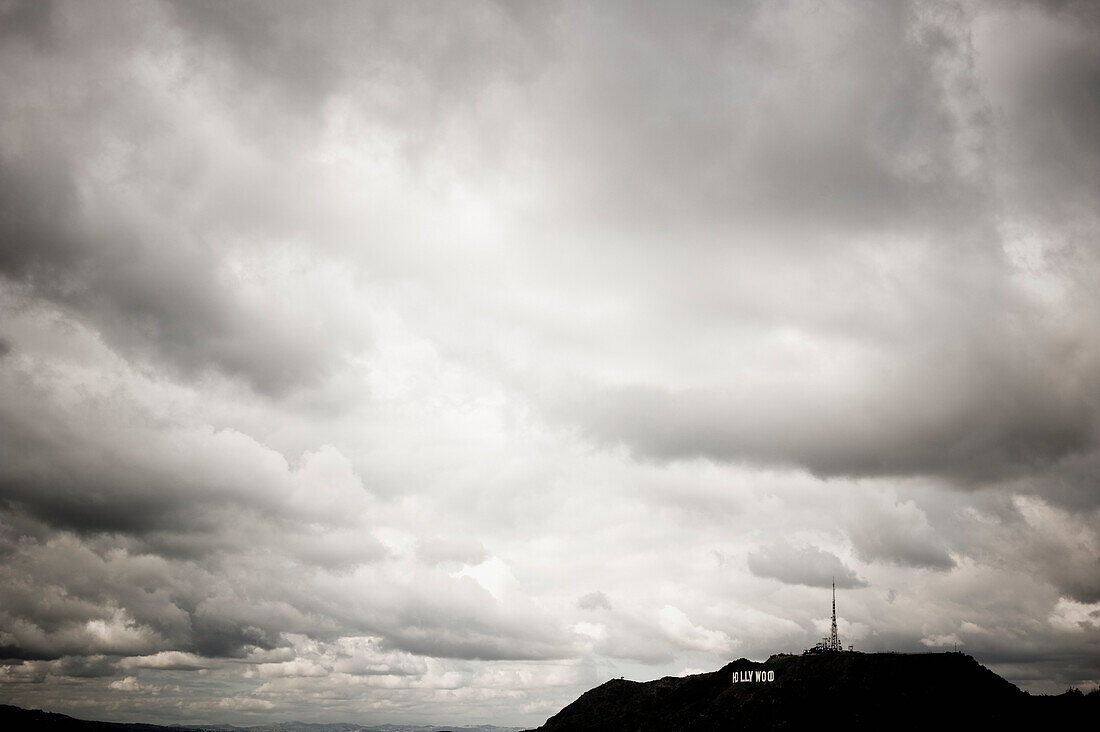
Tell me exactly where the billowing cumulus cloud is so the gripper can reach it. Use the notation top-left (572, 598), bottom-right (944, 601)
top-left (1, 0), bottom-right (1099, 727)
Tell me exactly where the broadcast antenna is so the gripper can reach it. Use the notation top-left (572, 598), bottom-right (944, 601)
top-left (804, 577), bottom-right (845, 653)
top-left (828, 577), bottom-right (841, 652)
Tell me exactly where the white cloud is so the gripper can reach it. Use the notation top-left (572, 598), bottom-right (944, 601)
top-left (108, 676), bottom-right (145, 692)
top-left (452, 557), bottom-right (520, 602)
top-left (1048, 599), bottom-right (1100, 633)
top-left (658, 606), bottom-right (735, 655)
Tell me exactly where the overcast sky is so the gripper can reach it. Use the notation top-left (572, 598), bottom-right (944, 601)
top-left (1, 0), bottom-right (1099, 727)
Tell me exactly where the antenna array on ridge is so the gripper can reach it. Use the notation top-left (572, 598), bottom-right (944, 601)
top-left (805, 577), bottom-right (846, 654)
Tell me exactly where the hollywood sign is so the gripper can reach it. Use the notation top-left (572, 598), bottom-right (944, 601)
top-left (732, 669), bottom-right (775, 683)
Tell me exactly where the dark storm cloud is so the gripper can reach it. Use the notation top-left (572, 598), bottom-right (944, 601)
top-left (55, 655), bottom-right (121, 679)
top-left (0, 154), bottom-right (345, 394)
top-left (988, 3), bottom-right (1100, 218)
top-left (188, 617), bottom-right (280, 659)
top-left (0, 155), bottom-right (85, 284)
top-left (165, 0), bottom-right (347, 109)
top-left (0, 0), bottom-right (52, 44)
top-left (1015, 450), bottom-right (1100, 511)
top-left (572, 368), bottom-right (1096, 483)
top-left (747, 543), bottom-right (866, 589)
top-left (531, 0), bottom-right (988, 235)
top-left (0, 393), bottom-right (240, 536)
top-left (165, 0), bottom-right (554, 116)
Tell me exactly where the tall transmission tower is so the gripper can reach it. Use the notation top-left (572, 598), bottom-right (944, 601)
top-left (828, 577), bottom-right (841, 652)
top-left (804, 577), bottom-right (846, 653)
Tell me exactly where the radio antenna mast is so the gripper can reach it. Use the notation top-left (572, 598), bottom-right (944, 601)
top-left (805, 577), bottom-right (846, 653)
top-left (828, 577), bottom-right (840, 651)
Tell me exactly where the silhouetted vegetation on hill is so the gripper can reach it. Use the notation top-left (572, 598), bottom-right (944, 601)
top-left (528, 652), bottom-right (1099, 731)
top-left (0, 704), bottom-right (174, 732)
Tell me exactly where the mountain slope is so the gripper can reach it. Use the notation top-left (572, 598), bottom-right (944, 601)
top-left (529, 652), bottom-right (1097, 731)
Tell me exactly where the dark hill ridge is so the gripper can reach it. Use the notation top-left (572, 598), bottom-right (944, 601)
top-left (529, 652), bottom-right (1099, 731)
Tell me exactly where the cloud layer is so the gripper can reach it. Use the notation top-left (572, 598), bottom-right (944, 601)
top-left (1, 0), bottom-right (1099, 726)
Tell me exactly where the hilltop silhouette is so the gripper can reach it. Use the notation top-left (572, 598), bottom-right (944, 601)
top-left (3, 654), bottom-right (1096, 732)
top-left (527, 652), bottom-right (1099, 731)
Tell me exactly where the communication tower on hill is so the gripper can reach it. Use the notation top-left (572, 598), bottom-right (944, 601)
top-left (828, 577), bottom-right (841, 651)
top-left (805, 578), bottom-right (846, 653)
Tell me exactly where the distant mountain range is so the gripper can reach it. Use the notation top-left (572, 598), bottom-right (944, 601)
top-left (525, 651), bottom-right (1099, 731)
top-left (0, 706), bottom-right (522, 732)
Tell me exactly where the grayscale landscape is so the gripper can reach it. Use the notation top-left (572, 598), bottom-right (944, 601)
top-left (0, 1), bottom-right (1098, 729)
